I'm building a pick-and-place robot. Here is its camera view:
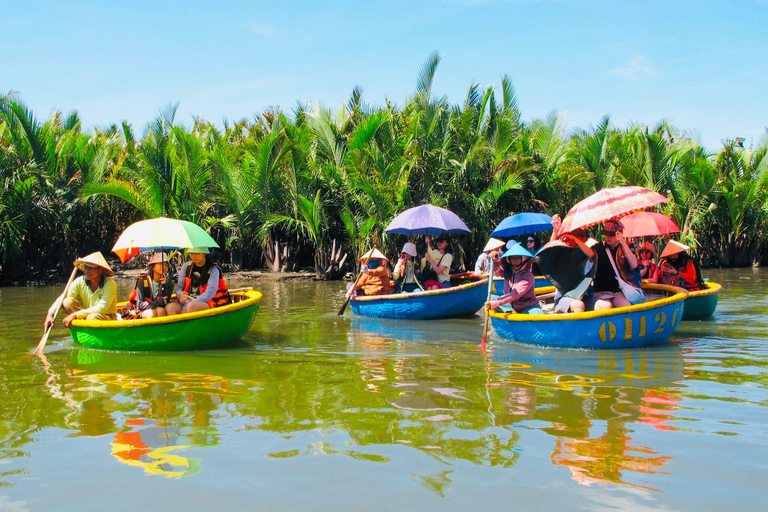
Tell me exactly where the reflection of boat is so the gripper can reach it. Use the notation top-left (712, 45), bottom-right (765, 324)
top-left (69, 290), bottom-right (262, 351)
top-left (111, 421), bottom-right (200, 478)
top-left (492, 275), bottom-right (551, 295)
top-left (682, 281), bottom-right (720, 320)
top-left (350, 274), bottom-right (487, 319)
top-left (350, 315), bottom-right (480, 343)
top-left (488, 284), bottom-right (688, 349)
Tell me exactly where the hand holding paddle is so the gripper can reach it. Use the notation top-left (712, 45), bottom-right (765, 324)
top-left (338, 246), bottom-right (376, 316)
top-left (36, 266), bottom-right (79, 355)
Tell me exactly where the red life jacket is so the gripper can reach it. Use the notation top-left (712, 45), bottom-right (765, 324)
top-left (126, 273), bottom-right (162, 319)
top-left (182, 261), bottom-right (230, 308)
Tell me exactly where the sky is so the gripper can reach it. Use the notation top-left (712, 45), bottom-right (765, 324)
top-left (2, 0), bottom-right (766, 152)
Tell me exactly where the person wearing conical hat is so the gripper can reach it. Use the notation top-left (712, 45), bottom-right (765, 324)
top-left (354, 248), bottom-right (391, 296)
top-left (44, 252), bottom-right (117, 331)
top-left (125, 252), bottom-right (175, 319)
top-left (474, 238), bottom-right (505, 278)
top-left (485, 242), bottom-right (542, 314)
top-left (658, 240), bottom-right (704, 291)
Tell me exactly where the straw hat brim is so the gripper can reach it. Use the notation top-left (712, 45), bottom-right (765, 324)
top-left (74, 252), bottom-right (114, 276)
top-left (359, 248), bottom-right (388, 262)
top-left (660, 240), bottom-right (689, 258)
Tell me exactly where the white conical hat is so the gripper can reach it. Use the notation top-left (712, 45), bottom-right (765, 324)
top-left (483, 237), bottom-right (506, 253)
top-left (73, 252), bottom-right (114, 276)
top-left (359, 248), bottom-right (388, 262)
top-left (660, 240), bottom-right (690, 258)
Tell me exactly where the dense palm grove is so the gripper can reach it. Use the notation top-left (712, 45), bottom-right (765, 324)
top-left (2, 54), bottom-right (766, 283)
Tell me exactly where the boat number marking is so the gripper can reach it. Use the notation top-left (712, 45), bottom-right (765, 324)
top-left (599, 308), bottom-right (679, 343)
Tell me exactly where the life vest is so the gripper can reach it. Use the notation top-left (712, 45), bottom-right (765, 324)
top-left (183, 261), bottom-right (230, 308)
top-left (125, 273), bottom-right (165, 319)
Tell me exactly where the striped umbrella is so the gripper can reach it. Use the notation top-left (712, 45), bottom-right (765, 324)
top-left (560, 186), bottom-right (669, 234)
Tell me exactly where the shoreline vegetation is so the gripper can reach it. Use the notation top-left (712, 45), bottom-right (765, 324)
top-left (2, 53), bottom-right (766, 285)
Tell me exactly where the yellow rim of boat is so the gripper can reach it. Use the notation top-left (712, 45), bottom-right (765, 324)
top-left (690, 281), bottom-right (721, 296)
top-left (71, 290), bottom-right (262, 329)
top-left (488, 283), bottom-right (688, 322)
top-left (351, 275), bottom-right (488, 302)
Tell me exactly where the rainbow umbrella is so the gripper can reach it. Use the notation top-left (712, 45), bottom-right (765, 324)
top-left (620, 211), bottom-right (680, 238)
top-left (112, 217), bottom-right (219, 262)
top-left (560, 186), bottom-right (669, 234)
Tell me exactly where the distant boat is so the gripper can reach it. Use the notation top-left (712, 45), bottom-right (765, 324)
top-left (682, 281), bottom-right (721, 321)
top-left (69, 290), bottom-right (262, 351)
top-left (487, 283), bottom-right (688, 349)
top-left (350, 274), bottom-right (488, 320)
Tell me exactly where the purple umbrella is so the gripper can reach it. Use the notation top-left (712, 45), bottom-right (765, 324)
top-left (384, 204), bottom-right (471, 236)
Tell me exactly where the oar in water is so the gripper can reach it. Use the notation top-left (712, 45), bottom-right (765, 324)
top-left (481, 259), bottom-right (495, 347)
top-left (35, 266), bottom-right (79, 355)
top-left (338, 247), bottom-right (376, 316)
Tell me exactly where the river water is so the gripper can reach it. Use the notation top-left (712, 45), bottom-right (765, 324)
top-left (0, 268), bottom-right (766, 511)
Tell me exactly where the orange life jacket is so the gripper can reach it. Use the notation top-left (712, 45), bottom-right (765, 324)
top-left (183, 262), bottom-right (230, 308)
top-left (126, 273), bottom-right (169, 319)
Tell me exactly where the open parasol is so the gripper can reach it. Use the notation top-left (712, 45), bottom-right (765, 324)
top-left (384, 204), bottom-right (471, 236)
top-left (620, 211), bottom-right (680, 238)
top-left (560, 186), bottom-right (669, 234)
top-left (112, 217), bottom-right (219, 262)
top-left (490, 212), bottom-right (554, 238)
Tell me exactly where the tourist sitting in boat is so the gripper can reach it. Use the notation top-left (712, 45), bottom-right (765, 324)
top-left (354, 248), bottom-right (391, 296)
top-left (165, 247), bottom-right (230, 315)
top-left (393, 242), bottom-right (424, 293)
top-left (589, 219), bottom-right (642, 311)
top-left (485, 242), bottom-right (542, 315)
top-left (636, 242), bottom-right (660, 283)
top-left (658, 240), bottom-right (705, 291)
top-left (125, 252), bottom-right (175, 319)
top-left (473, 237), bottom-right (505, 277)
top-left (43, 252), bottom-right (117, 330)
top-left (552, 228), bottom-right (596, 314)
top-left (421, 234), bottom-right (453, 289)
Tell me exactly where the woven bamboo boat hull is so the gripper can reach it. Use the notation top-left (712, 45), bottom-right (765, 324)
top-left (682, 281), bottom-right (720, 320)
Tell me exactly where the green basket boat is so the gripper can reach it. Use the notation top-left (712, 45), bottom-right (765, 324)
top-left (69, 290), bottom-right (262, 351)
top-left (682, 281), bottom-right (721, 321)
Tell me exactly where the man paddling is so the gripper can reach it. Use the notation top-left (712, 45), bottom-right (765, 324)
top-left (43, 252), bottom-right (118, 331)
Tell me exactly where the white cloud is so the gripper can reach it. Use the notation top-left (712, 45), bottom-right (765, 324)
top-left (610, 56), bottom-right (655, 80)
top-left (241, 22), bottom-right (278, 38)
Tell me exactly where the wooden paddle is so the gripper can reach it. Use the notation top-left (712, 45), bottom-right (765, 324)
top-left (35, 266), bottom-right (79, 355)
top-left (481, 259), bottom-right (495, 347)
top-left (338, 246), bottom-right (376, 316)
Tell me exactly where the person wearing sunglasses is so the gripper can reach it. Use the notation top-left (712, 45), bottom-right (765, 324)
top-left (43, 252), bottom-right (117, 331)
top-left (636, 242), bottom-right (659, 283)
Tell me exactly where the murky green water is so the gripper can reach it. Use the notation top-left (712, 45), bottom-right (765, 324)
top-left (0, 269), bottom-right (766, 511)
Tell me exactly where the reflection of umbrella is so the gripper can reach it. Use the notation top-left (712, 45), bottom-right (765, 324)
top-left (560, 186), bottom-right (669, 234)
top-left (112, 217), bottom-right (219, 262)
top-left (620, 212), bottom-right (680, 238)
top-left (491, 212), bottom-right (553, 238)
top-left (384, 204), bottom-right (471, 236)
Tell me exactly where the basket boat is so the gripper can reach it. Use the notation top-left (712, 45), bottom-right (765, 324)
top-left (681, 281), bottom-right (720, 321)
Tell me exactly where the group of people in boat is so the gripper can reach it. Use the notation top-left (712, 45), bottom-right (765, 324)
top-left (43, 247), bottom-right (230, 330)
top-left (481, 215), bottom-right (706, 315)
top-left (352, 234), bottom-right (456, 297)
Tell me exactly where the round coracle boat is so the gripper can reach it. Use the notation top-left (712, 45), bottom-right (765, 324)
top-left (487, 283), bottom-right (688, 349)
top-left (350, 274), bottom-right (488, 320)
top-left (681, 281), bottom-right (720, 321)
top-left (69, 290), bottom-right (262, 351)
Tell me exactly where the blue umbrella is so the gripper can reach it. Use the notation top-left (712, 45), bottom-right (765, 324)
top-left (384, 204), bottom-right (471, 236)
top-left (491, 212), bottom-right (553, 238)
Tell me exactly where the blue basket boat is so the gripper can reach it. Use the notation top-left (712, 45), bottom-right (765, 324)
top-left (681, 281), bottom-right (720, 321)
top-left (350, 274), bottom-right (488, 319)
top-left (487, 283), bottom-right (688, 349)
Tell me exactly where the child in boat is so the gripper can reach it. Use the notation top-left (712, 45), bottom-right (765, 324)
top-left (355, 249), bottom-right (391, 296)
top-left (485, 242), bottom-right (542, 314)
top-left (165, 247), bottom-right (230, 315)
top-left (636, 241), bottom-right (660, 283)
top-left (393, 242), bottom-right (423, 293)
top-left (658, 240), bottom-right (705, 291)
top-left (126, 252), bottom-right (175, 319)
top-left (43, 252), bottom-right (117, 331)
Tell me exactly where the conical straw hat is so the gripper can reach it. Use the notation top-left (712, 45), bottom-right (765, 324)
top-left (660, 240), bottom-right (690, 258)
top-left (483, 237), bottom-right (506, 253)
top-left (73, 252), bottom-right (114, 276)
top-left (359, 248), bottom-right (388, 262)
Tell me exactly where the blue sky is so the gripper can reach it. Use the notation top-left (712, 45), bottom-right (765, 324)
top-left (2, 0), bottom-right (766, 151)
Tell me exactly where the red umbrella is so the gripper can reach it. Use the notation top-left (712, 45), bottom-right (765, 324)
top-left (620, 211), bottom-right (680, 238)
top-left (560, 186), bottom-right (669, 234)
